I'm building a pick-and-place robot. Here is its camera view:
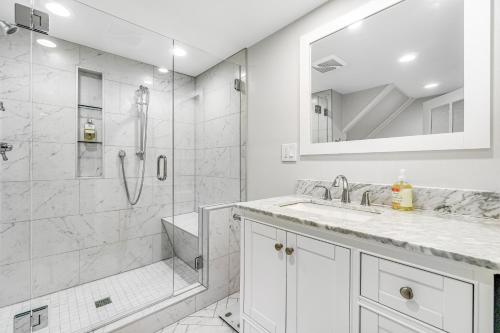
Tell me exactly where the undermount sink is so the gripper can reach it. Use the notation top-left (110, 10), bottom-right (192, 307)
top-left (281, 201), bottom-right (380, 222)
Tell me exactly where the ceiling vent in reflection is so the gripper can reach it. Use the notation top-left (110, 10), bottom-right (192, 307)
top-left (312, 54), bottom-right (346, 73)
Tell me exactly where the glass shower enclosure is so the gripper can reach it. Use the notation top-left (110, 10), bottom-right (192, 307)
top-left (0, 0), bottom-right (244, 332)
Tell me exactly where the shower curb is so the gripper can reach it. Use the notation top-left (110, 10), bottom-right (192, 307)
top-left (93, 284), bottom-right (206, 333)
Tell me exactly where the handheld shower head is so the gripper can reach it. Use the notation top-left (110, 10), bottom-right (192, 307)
top-left (0, 20), bottom-right (18, 35)
top-left (119, 85), bottom-right (151, 205)
top-left (136, 85), bottom-right (150, 105)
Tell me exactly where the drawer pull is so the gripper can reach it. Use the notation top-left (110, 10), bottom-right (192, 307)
top-left (285, 247), bottom-right (294, 256)
top-left (399, 287), bottom-right (414, 300)
top-left (274, 243), bottom-right (283, 251)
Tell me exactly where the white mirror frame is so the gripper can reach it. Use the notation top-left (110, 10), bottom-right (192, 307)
top-left (299, 0), bottom-right (491, 155)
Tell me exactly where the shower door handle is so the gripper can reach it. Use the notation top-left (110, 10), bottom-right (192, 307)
top-left (157, 155), bottom-right (167, 181)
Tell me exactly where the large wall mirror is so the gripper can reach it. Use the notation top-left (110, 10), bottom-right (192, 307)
top-left (299, 0), bottom-right (491, 155)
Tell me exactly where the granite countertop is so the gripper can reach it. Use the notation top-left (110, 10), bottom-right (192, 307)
top-left (235, 195), bottom-right (500, 270)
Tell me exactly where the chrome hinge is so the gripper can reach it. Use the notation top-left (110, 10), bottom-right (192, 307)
top-left (234, 79), bottom-right (242, 92)
top-left (14, 305), bottom-right (48, 333)
top-left (194, 255), bottom-right (203, 270)
top-left (15, 3), bottom-right (49, 34)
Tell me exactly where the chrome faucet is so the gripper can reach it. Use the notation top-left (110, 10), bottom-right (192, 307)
top-left (0, 142), bottom-right (13, 161)
top-left (333, 175), bottom-right (350, 203)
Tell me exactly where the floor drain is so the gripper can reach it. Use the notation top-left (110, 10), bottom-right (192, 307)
top-left (95, 297), bottom-right (112, 308)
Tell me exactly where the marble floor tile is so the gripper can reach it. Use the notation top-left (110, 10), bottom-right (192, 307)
top-left (155, 293), bottom-right (240, 333)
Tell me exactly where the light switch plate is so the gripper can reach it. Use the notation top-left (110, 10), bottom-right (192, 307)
top-left (281, 143), bottom-right (297, 162)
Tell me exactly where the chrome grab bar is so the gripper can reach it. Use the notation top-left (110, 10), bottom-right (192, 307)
top-left (157, 155), bottom-right (167, 181)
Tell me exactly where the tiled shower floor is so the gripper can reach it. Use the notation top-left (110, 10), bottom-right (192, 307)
top-left (0, 258), bottom-right (198, 333)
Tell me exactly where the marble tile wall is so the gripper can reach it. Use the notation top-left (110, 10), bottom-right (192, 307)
top-left (194, 55), bottom-right (243, 207)
top-left (0, 29), bottom-right (198, 307)
top-left (0, 28), bottom-right (244, 312)
top-left (0, 28), bottom-right (33, 309)
top-left (195, 206), bottom-right (240, 310)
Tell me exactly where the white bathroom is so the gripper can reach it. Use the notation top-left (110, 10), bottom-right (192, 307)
top-left (0, 0), bottom-right (498, 332)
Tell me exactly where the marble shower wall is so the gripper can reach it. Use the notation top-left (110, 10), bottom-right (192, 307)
top-left (0, 28), bottom-right (32, 308)
top-left (194, 55), bottom-right (243, 207)
top-left (203, 206), bottom-right (241, 302)
top-left (0, 28), bottom-right (197, 307)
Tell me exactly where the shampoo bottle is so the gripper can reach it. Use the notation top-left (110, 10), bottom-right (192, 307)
top-left (392, 169), bottom-right (413, 211)
top-left (84, 119), bottom-right (96, 142)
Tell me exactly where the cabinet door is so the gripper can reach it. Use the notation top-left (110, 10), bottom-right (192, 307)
top-left (242, 318), bottom-right (268, 333)
top-left (286, 233), bottom-right (350, 333)
top-left (243, 220), bottom-right (286, 333)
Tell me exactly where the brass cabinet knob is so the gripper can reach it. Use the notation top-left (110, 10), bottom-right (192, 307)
top-left (285, 247), bottom-right (294, 256)
top-left (400, 287), bottom-right (414, 300)
top-left (274, 243), bottom-right (283, 251)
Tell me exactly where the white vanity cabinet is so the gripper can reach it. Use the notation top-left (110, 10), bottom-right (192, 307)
top-left (239, 214), bottom-right (480, 333)
top-left (242, 219), bottom-right (351, 333)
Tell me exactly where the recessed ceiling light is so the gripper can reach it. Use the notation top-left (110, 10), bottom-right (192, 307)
top-left (158, 67), bottom-right (169, 73)
top-left (36, 39), bottom-right (57, 48)
top-left (424, 82), bottom-right (439, 89)
top-left (172, 46), bottom-right (187, 57)
top-left (398, 53), bottom-right (418, 63)
top-left (348, 21), bottom-right (363, 31)
top-left (45, 2), bottom-right (71, 17)
top-left (431, 1), bottom-right (441, 8)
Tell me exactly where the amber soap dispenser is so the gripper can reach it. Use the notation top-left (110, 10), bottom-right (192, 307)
top-left (391, 169), bottom-right (413, 211)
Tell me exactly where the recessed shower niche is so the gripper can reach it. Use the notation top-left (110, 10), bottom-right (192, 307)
top-left (77, 68), bottom-right (104, 177)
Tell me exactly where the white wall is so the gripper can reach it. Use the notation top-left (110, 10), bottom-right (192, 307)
top-left (375, 97), bottom-right (428, 139)
top-left (247, 0), bottom-right (499, 200)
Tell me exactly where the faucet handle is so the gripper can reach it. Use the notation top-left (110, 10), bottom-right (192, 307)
top-left (0, 142), bottom-right (13, 161)
top-left (361, 191), bottom-right (371, 206)
top-left (332, 176), bottom-right (341, 187)
top-left (313, 185), bottom-right (332, 200)
top-left (333, 174), bottom-right (347, 187)
top-left (0, 142), bottom-right (13, 151)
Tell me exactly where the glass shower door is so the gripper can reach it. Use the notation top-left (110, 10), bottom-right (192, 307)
top-left (0, 0), bottom-right (243, 330)
top-left (0, 2), bottom-right (33, 332)
top-left (171, 42), bottom-right (244, 294)
top-left (25, 0), bottom-right (176, 331)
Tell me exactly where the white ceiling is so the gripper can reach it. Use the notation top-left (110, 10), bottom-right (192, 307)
top-left (311, 0), bottom-right (464, 98)
top-left (0, 0), bottom-right (327, 76)
top-left (74, 0), bottom-right (327, 59)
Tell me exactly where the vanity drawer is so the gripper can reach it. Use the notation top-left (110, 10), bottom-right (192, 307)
top-left (360, 307), bottom-right (438, 333)
top-left (360, 254), bottom-right (473, 333)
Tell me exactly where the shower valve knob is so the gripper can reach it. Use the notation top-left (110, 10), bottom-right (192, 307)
top-left (0, 142), bottom-right (13, 161)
